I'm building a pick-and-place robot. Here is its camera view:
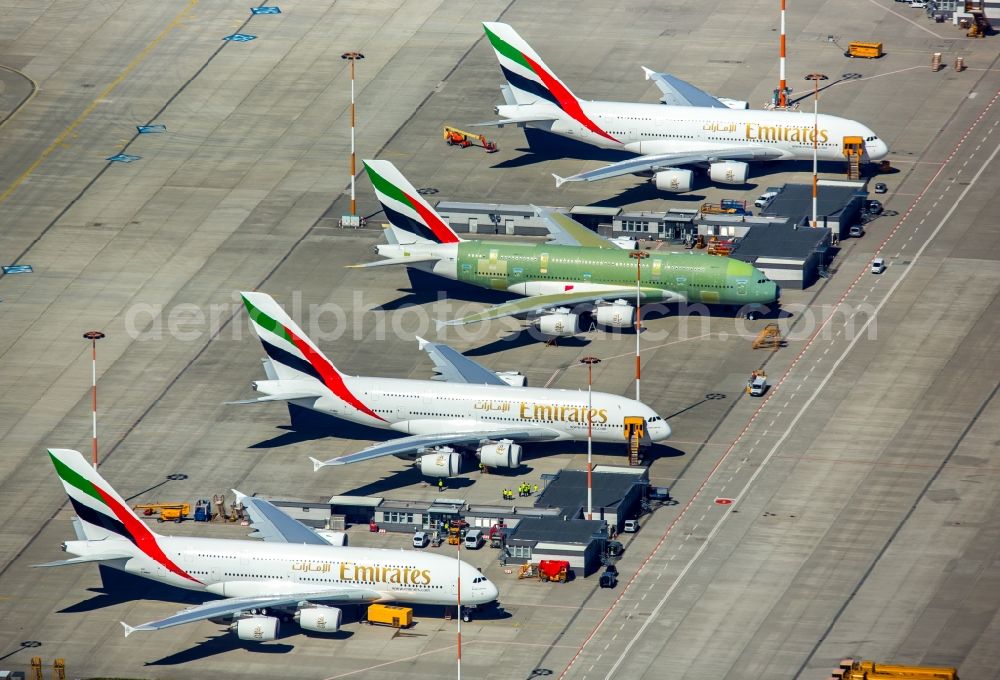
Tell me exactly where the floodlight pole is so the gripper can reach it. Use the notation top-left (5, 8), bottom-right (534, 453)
top-left (341, 52), bottom-right (365, 218)
top-left (805, 73), bottom-right (828, 227)
top-left (83, 331), bottom-right (106, 468)
top-left (630, 251), bottom-right (649, 401)
top-left (456, 535), bottom-right (462, 680)
top-left (580, 357), bottom-right (601, 521)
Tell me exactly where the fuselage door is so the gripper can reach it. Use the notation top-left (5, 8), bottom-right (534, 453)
top-left (736, 279), bottom-right (748, 296)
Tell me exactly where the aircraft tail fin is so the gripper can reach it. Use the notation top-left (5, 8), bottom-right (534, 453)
top-left (482, 23), bottom-right (619, 144)
top-left (363, 160), bottom-right (461, 245)
top-left (45, 449), bottom-right (201, 583)
top-left (240, 292), bottom-right (388, 422)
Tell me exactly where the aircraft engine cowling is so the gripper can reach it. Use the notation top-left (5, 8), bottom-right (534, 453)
top-left (295, 605), bottom-right (342, 633)
top-left (708, 161), bottom-right (749, 185)
top-left (419, 449), bottom-right (461, 477)
top-left (536, 312), bottom-right (580, 337)
top-left (478, 440), bottom-right (522, 468)
top-left (232, 615), bottom-right (279, 642)
top-left (653, 169), bottom-right (694, 193)
top-left (594, 301), bottom-right (635, 329)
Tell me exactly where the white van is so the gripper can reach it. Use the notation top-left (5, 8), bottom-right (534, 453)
top-left (464, 529), bottom-right (484, 549)
top-left (871, 257), bottom-right (886, 274)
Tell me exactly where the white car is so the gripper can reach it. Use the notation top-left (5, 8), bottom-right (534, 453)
top-left (412, 531), bottom-right (430, 548)
top-left (909, 1), bottom-right (927, 7)
top-left (871, 257), bottom-right (886, 274)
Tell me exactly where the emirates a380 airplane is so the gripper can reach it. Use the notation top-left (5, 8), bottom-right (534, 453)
top-left (37, 449), bottom-right (498, 641)
top-left (481, 22), bottom-right (888, 192)
top-left (236, 292), bottom-right (670, 473)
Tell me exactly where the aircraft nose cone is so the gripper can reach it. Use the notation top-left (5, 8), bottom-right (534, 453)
top-left (654, 420), bottom-right (672, 441)
top-left (485, 579), bottom-right (499, 602)
top-left (869, 140), bottom-right (888, 160)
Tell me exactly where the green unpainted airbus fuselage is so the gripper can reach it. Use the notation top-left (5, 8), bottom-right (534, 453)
top-left (381, 239), bottom-right (778, 307)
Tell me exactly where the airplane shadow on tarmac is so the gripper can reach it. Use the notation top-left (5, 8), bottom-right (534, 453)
top-left (375, 267), bottom-right (514, 311)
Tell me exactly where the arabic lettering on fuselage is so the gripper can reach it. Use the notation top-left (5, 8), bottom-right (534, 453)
top-left (291, 561), bottom-right (433, 586)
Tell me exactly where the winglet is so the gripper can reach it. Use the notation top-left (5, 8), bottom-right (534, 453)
top-left (121, 621), bottom-right (137, 638)
top-left (309, 457), bottom-right (327, 473)
top-left (641, 65), bottom-right (656, 80)
top-left (552, 173), bottom-right (567, 188)
top-left (415, 336), bottom-right (430, 351)
top-left (434, 319), bottom-right (449, 332)
top-left (231, 489), bottom-right (248, 504)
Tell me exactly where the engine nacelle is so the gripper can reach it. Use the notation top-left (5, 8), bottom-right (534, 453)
top-left (314, 529), bottom-right (347, 546)
top-left (419, 449), bottom-right (461, 477)
top-left (478, 440), bottom-right (523, 468)
top-left (232, 615), bottom-right (279, 642)
top-left (295, 605), bottom-right (342, 633)
top-left (536, 312), bottom-right (580, 337)
top-left (653, 169), bottom-right (694, 193)
top-left (708, 161), bottom-right (749, 185)
top-left (595, 300), bottom-right (635, 329)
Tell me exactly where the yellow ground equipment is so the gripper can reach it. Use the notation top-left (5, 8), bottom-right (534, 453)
top-left (134, 502), bottom-right (191, 523)
top-left (706, 235), bottom-right (734, 256)
top-left (752, 323), bottom-right (784, 350)
top-left (624, 416), bottom-right (646, 465)
top-left (833, 659), bottom-right (958, 680)
top-left (518, 563), bottom-right (538, 579)
top-left (443, 126), bottom-right (498, 152)
top-left (366, 604), bottom-right (413, 628)
top-left (845, 41), bottom-right (883, 59)
top-left (843, 135), bottom-right (864, 180)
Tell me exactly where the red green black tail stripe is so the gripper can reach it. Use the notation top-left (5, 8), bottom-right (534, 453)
top-left (241, 296), bottom-right (387, 422)
top-left (484, 25), bottom-right (620, 145)
top-left (49, 451), bottom-right (200, 584)
top-left (366, 165), bottom-right (460, 244)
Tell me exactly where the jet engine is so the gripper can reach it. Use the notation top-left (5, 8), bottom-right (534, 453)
top-left (708, 161), bottom-right (749, 185)
top-left (295, 605), bottom-right (343, 633)
top-left (653, 169), bottom-right (694, 193)
top-left (535, 310), bottom-right (580, 337)
top-left (594, 300), bottom-right (635, 329)
top-left (478, 440), bottom-right (522, 468)
top-left (232, 615), bottom-right (280, 642)
top-left (419, 448), bottom-right (461, 477)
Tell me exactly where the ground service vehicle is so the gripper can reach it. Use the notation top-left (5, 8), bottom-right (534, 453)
top-left (538, 560), bottom-right (571, 582)
top-left (747, 370), bottom-right (768, 397)
top-left (849, 225), bottom-right (865, 238)
top-left (845, 41), bottom-right (883, 58)
top-left (871, 257), bottom-right (886, 274)
top-left (366, 604), bottom-right (413, 628)
top-left (874, 182), bottom-right (887, 193)
top-left (464, 529), bottom-right (484, 549)
top-left (866, 199), bottom-right (883, 215)
top-left (754, 190), bottom-right (778, 208)
top-left (600, 565), bottom-right (619, 588)
top-left (623, 519), bottom-right (639, 533)
top-left (412, 531), bottom-right (429, 548)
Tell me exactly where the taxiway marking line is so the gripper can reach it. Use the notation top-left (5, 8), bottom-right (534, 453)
top-left (0, 0), bottom-right (199, 209)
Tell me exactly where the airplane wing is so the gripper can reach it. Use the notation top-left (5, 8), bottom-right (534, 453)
top-left (310, 428), bottom-right (560, 469)
top-left (415, 337), bottom-right (508, 386)
top-left (553, 146), bottom-right (782, 186)
top-left (436, 289), bottom-right (649, 328)
top-left (535, 206), bottom-right (616, 249)
top-left (641, 67), bottom-right (729, 108)
top-left (121, 587), bottom-right (381, 636)
top-left (232, 492), bottom-right (336, 546)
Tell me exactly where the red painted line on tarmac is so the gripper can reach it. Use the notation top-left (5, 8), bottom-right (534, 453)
top-left (557, 88), bottom-right (1000, 679)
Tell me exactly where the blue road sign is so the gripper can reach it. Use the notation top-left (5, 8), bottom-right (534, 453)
top-left (106, 154), bottom-right (141, 163)
top-left (137, 124), bottom-right (166, 134)
top-left (3, 265), bottom-right (33, 274)
top-left (251, 6), bottom-right (281, 14)
top-left (223, 33), bottom-right (257, 41)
